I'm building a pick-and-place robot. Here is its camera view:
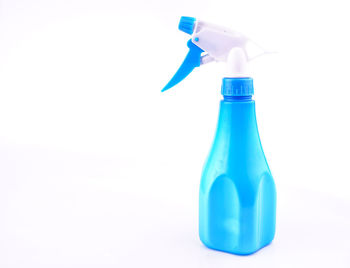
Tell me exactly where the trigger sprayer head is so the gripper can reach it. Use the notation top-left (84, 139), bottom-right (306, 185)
top-left (162, 16), bottom-right (270, 92)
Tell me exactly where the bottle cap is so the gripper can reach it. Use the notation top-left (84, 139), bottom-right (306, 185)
top-left (221, 78), bottom-right (254, 96)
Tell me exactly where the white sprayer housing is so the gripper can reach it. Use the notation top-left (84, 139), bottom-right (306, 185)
top-left (162, 16), bottom-right (270, 92)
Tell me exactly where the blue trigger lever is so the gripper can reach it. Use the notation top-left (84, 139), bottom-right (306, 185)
top-left (161, 40), bottom-right (204, 92)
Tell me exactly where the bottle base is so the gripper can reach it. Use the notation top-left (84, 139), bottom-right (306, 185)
top-left (200, 237), bottom-right (273, 256)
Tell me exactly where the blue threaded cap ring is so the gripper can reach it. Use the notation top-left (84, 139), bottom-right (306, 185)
top-left (221, 78), bottom-right (254, 96)
top-left (179, 16), bottom-right (196, 35)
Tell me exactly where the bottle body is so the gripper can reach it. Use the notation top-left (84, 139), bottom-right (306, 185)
top-left (199, 96), bottom-right (276, 255)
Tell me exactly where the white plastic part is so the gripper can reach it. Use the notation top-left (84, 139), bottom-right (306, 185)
top-left (226, 48), bottom-right (249, 77)
top-left (191, 19), bottom-right (269, 78)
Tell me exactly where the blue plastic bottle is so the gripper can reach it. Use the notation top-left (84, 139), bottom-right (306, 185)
top-left (199, 78), bottom-right (276, 255)
top-left (162, 16), bottom-right (276, 255)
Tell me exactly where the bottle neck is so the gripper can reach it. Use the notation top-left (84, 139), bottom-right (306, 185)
top-left (223, 95), bottom-right (252, 102)
top-left (217, 77), bottom-right (257, 139)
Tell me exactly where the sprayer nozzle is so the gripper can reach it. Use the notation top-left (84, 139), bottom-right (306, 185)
top-left (178, 16), bottom-right (196, 35)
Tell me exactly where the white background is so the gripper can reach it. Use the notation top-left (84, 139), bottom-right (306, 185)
top-left (1, 0), bottom-right (350, 267)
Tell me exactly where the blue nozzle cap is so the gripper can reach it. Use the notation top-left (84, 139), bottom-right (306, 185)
top-left (179, 16), bottom-right (196, 35)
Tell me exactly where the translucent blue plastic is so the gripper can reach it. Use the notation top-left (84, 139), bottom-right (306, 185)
top-left (199, 94), bottom-right (276, 255)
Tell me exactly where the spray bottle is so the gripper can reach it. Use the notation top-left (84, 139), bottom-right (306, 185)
top-left (162, 16), bottom-right (276, 255)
